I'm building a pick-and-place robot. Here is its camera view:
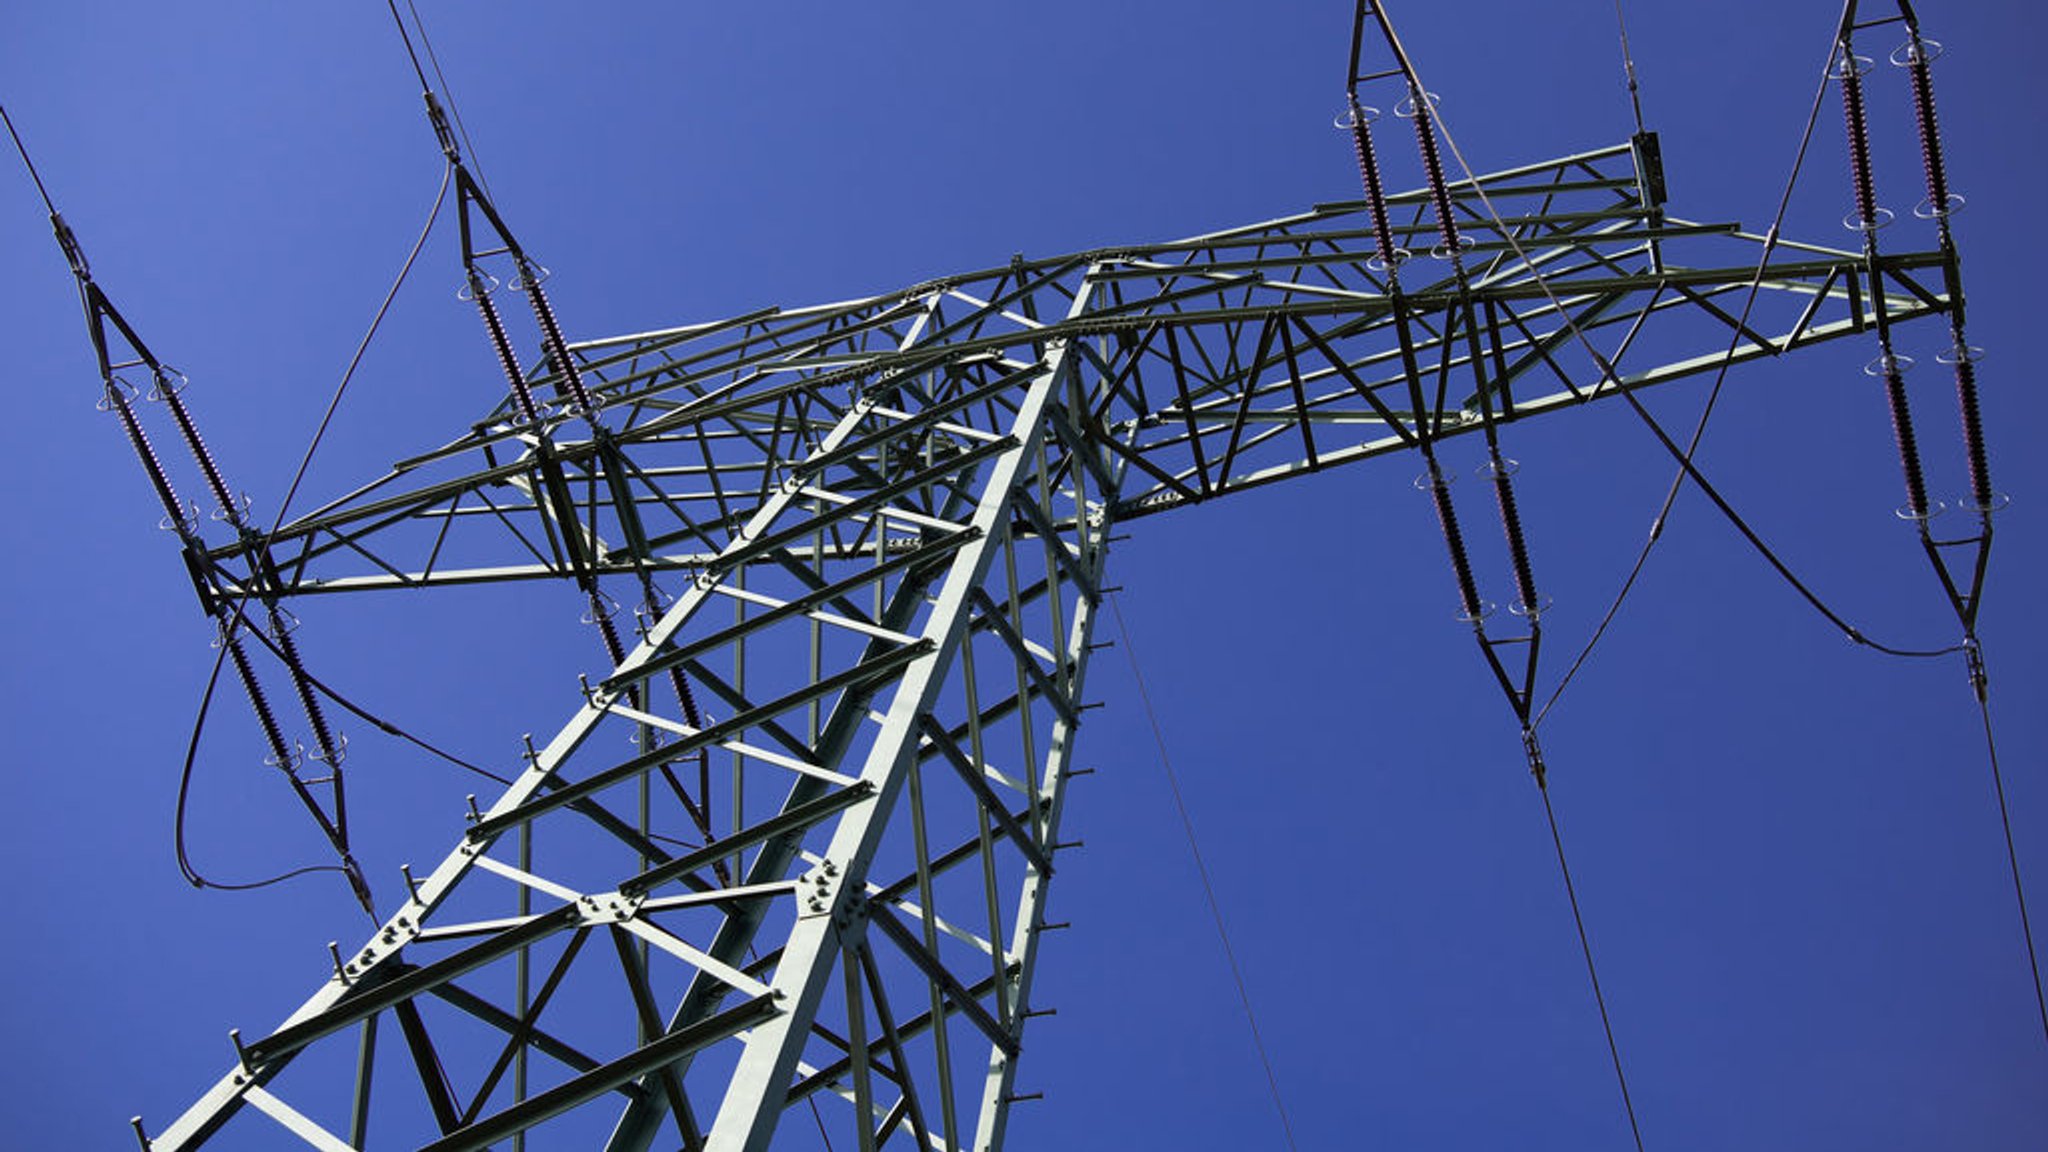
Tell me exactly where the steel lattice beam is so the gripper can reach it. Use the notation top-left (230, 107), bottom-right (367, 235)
top-left (141, 140), bottom-right (1957, 1151)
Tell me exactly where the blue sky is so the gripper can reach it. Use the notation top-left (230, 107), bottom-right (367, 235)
top-left (4, 3), bottom-right (2045, 1149)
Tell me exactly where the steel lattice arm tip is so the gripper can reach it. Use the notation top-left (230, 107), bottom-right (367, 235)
top-left (202, 142), bottom-right (1951, 606)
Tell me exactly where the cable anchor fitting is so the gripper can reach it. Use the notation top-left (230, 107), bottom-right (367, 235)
top-left (1521, 727), bottom-right (1548, 790)
top-left (40, 205), bottom-right (92, 282)
top-left (423, 91), bottom-right (461, 163)
top-left (1964, 636), bottom-right (1988, 701)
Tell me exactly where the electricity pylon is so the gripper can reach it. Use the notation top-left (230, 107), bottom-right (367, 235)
top-left (136, 139), bottom-right (1957, 1151)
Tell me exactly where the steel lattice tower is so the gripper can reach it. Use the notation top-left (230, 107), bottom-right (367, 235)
top-left (108, 128), bottom-right (1967, 1150)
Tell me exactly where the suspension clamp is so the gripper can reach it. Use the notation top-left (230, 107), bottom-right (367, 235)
top-left (1521, 728), bottom-right (1549, 790)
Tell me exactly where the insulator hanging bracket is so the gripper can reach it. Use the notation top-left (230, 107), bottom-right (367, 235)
top-left (423, 91), bottom-right (461, 163)
top-left (1630, 131), bottom-right (1666, 209)
top-left (1521, 727), bottom-right (1548, 790)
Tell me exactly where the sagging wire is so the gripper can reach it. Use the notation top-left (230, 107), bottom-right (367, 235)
top-left (267, 160), bottom-right (452, 534)
top-left (175, 642), bottom-right (354, 898)
top-left (175, 588), bottom-right (510, 910)
top-left (187, 149), bottom-right (460, 913)
top-left (1108, 596), bottom-right (1301, 1152)
top-left (179, 156), bottom-right (461, 907)
top-left (1369, 2), bottom-right (2038, 1123)
top-left (144, 354), bottom-right (370, 913)
top-left (236, 608), bottom-right (510, 788)
top-left (1378, 2), bottom-right (1963, 730)
top-left (1533, 0), bottom-right (1947, 729)
top-left (21, 184), bottom-right (381, 911)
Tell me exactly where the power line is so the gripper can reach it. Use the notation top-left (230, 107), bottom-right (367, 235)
top-left (387, 0), bottom-right (496, 198)
top-left (383, 0), bottom-right (432, 92)
top-left (1, 102), bottom-right (59, 216)
top-left (1535, 13), bottom-right (1944, 728)
top-left (267, 160), bottom-right (451, 536)
top-left (173, 638), bottom-right (364, 916)
top-left (1970, 643), bottom-right (2048, 1044)
top-left (165, 164), bottom-right (496, 909)
top-left (407, 1), bottom-right (491, 185)
top-left (1539, 783), bottom-right (1647, 1152)
top-left (1359, 12), bottom-right (1995, 1148)
top-left (1364, 5), bottom-right (1960, 735)
top-left (1108, 596), bottom-right (1301, 1152)
top-left (236, 611), bottom-right (510, 787)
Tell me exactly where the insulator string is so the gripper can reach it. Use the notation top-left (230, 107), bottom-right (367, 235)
top-left (1952, 352), bottom-right (1993, 512)
top-left (1345, 98), bottom-right (1402, 268)
top-left (1878, 358), bottom-right (1932, 520)
top-left (470, 268), bottom-right (544, 423)
top-left (1838, 52), bottom-right (1883, 233)
top-left (104, 376), bottom-right (193, 535)
top-left (270, 606), bottom-right (345, 768)
top-left (1902, 43), bottom-right (1955, 226)
top-left (1492, 461), bottom-right (1542, 617)
top-left (1893, 28), bottom-right (1996, 515)
top-left (1408, 91), bottom-right (1461, 255)
top-left (1424, 460), bottom-right (1486, 623)
top-left (153, 370), bottom-right (243, 527)
top-left (1836, 23), bottom-right (1937, 532)
top-left (223, 628), bottom-right (295, 771)
top-left (523, 265), bottom-right (596, 414)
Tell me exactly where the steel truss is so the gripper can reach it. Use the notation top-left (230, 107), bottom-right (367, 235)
top-left (144, 142), bottom-right (1957, 1151)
